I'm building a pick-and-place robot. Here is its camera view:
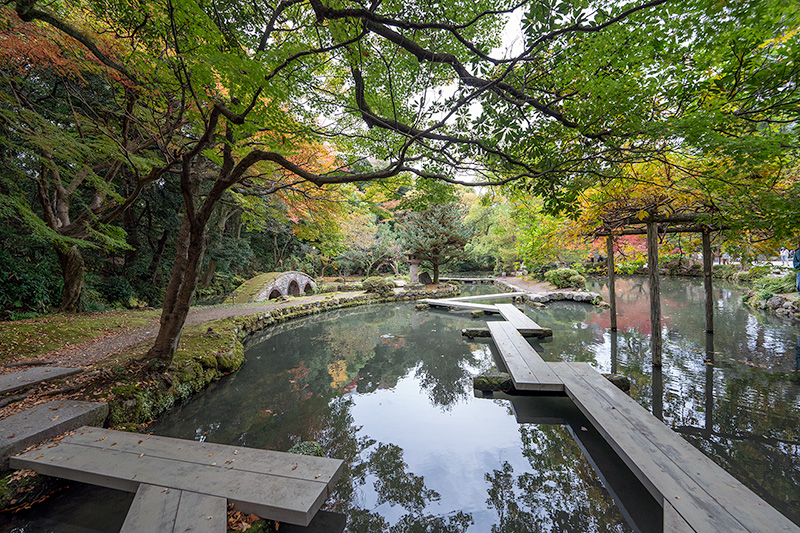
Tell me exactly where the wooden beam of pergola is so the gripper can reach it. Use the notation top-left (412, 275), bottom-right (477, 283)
top-left (593, 225), bottom-right (725, 237)
top-left (593, 222), bottom-right (720, 366)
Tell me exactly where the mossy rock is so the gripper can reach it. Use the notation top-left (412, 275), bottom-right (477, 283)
top-left (473, 371), bottom-right (513, 392)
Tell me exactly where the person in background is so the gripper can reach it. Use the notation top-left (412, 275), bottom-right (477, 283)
top-left (780, 246), bottom-right (789, 266)
top-left (794, 240), bottom-right (800, 293)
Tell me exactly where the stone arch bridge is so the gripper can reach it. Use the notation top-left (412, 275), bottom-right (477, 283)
top-left (226, 271), bottom-right (317, 303)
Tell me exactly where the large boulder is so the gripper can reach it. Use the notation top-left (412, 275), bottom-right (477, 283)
top-left (419, 272), bottom-right (433, 285)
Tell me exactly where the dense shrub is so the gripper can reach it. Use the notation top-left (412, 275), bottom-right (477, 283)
top-left (96, 276), bottom-right (135, 304)
top-left (544, 268), bottom-right (586, 289)
top-left (362, 276), bottom-right (395, 296)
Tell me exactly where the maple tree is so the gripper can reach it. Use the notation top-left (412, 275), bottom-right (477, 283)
top-left (0, 8), bottom-right (178, 312)
top-left (9, 0), bottom-right (798, 365)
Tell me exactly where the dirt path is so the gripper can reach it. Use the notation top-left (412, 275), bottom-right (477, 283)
top-left (14, 292), bottom-right (363, 368)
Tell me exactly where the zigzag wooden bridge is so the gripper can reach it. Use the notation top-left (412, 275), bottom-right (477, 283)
top-left (11, 426), bottom-right (344, 531)
top-left (482, 319), bottom-right (799, 533)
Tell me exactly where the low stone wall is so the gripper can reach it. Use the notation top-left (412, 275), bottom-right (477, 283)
top-left (492, 279), bottom-right (602, 305)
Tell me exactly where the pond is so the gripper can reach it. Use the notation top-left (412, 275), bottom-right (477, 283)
top-left (3, 277), bottom-right (799, 532)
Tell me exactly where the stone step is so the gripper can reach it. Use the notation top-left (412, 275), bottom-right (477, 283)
top-left (0, 367), bottom-right (82, 395)
top-left (0, 400), bottom-right (108, 469)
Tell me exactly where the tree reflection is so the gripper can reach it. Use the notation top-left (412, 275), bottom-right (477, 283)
top-left (485, 424), bottom-right (629, 533)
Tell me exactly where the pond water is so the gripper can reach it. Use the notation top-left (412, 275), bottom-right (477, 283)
top-left (3, 277), bottom-right (799, 532)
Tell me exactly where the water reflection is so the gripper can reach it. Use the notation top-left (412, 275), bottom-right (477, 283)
top-left (148, 298), bottom-right (632, 532)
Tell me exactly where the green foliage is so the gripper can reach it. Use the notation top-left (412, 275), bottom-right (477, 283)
top-left (399, 202), bottom-right (473, 281)
top-left (96, 276), bottom-right (134, 305)
top-left (362, 276), bottom-right (395, 297)
top-left (544, 268), bottom-right (586, 289)
top-left (753, 273), bottom-right (796, 295)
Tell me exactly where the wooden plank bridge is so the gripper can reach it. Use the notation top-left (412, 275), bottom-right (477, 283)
top-left (483, 320), bottom-right (799, 532)
top-left (11, 426), bottom-right (344, 530)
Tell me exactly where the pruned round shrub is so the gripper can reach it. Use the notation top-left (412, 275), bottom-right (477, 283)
top-left (362, 276), bottom-right (394, 296)
top-left (544, 268), bottom-right (585, 289)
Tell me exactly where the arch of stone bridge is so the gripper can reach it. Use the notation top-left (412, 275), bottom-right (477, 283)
top-left (229, 271), bottom-right (317, 303)
top-left (255, 271), bottom-right (317, 301)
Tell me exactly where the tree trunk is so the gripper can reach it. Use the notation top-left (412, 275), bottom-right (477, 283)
top-left (146, 214), bottom-right (207, 365)
top-left (58, 245), bottom-right (85, 313)
top-left (200, 257), bottom-right (218, 289)
top-left (432, 262), bottom-right (440, 284)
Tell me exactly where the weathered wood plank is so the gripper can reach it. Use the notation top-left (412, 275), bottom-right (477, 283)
top-left (495, 304), bottom-right (545, 335)
top-left (487, 322), bottom-right (562, 392)
top-left (549, 363), bottom-right (747, 532)
top-left (422, 299), bottom-right (500, 313)
top-left (664, 501), bottom-right (695, 533)
top-left (0, 367), bottom-right (82, 395)
top-left (11, 427), bottom-right (344, 526)
top-left (60, 427), bottom-right (343, 490)
top-left (120, 484), bottom-right (181, 533)
top-left (442, 292), bottom-right (526, 302)
top-left (462, 327), bottom-right (552, 339)
top-left (551, 362), bottom-right (798, 532)
top-left (174, 490), bottom-right (227, 533)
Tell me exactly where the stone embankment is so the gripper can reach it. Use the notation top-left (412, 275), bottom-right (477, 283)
top-left (744, 292), bottom-right (800, 321)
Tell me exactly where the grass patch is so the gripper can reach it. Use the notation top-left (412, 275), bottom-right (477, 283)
top-left (0, 309), bottom-right (160, 362)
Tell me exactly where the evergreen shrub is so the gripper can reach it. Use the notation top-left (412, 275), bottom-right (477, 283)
top-left (362, 276), bottom-right (394, 296)
top-left (544, 268), bottom-right (586, 289)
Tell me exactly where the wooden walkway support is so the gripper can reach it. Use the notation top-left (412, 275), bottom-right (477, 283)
top-left (121, 484), bottom-right (226, 533)
top-left (485, 322), bottom-right (799, 532)
top-left (11, 426), bottom-right (344, 527)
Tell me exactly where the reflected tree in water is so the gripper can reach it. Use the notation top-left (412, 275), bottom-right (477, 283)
top-left (485, 425), bottom-right (630, 533)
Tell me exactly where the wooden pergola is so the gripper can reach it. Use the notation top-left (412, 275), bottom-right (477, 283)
top-left (593, 214), bottom-right (723, 366)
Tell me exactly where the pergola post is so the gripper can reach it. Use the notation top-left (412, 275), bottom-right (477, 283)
top-left (606, 235), bottom-right (617, 332)
top-left (702, 226), bottom-right (714, 334)
top-left (646, 221), bottom-right (663, 366)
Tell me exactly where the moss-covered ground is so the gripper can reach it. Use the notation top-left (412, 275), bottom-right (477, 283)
top-left (0, 309), bottom-right (161, 363)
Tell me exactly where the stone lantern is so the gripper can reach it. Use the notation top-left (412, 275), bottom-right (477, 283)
top-left (408, 253), bottom-right (421, 283)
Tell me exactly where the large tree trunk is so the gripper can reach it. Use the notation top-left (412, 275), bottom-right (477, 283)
top-left (57, 245), bottom-right (85, 313)
top-left (145, 215), bottom-right (207, 366)
top-left (432, 262), bottom-right (440, 284)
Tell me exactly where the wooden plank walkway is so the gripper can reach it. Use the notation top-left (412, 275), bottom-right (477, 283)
top-left (439, 277), bottom-right (494, 283)
top-left (485, 322), bottom-right (799, 532)
top-left (10, 426), bottom-right (344, 527)
top-left (495, 303), bottom-right (546, 336)
top-left (0, 366), bottom-right (82, 395)
top-left (422, 298), bottom-right (500, 313)
top-left (438, 292), bottom-right (526, 302)
top-left (120, 483), bottom-right (226, 533)
top-left (486, 321), bottom-right (562, 392)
